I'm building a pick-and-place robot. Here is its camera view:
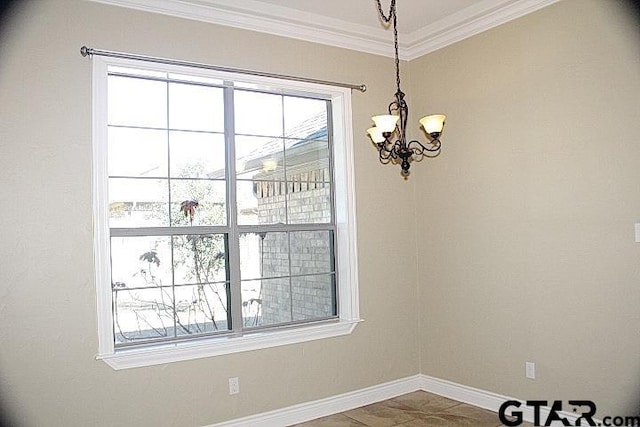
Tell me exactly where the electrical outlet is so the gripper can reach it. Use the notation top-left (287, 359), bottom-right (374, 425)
top-left (526, 362), bottom-right (536, 379)
top-left (229, 377), bottom-right (240, 395)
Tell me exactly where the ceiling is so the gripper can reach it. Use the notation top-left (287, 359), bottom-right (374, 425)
top-left (242, 0), bottom-right (481, 34)
top-left (90, 0), bottom-right (560, 60)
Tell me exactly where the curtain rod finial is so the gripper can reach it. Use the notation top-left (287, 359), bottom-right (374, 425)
top-left (80, 46), bottom-right (92, 57)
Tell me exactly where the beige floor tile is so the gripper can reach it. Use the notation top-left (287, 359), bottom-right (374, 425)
top-left (498, 418), bottom-right (534, 427)
top-left (431, 403), bottom-right (502, 426)
top-left (290, 413), bottom-right (368, 427)
top-left (290, 392), bottom-right (530, 427)
top-left (398, 413), bottom-right (489, 426)
top-left (343, 399), bottom-right (423, 427)
top-left (390, 391), bottom-right (460, 414)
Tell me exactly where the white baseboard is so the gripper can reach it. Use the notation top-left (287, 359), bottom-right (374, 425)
top-left (418, 374), bottom-right (600, 427)
top-left (209, 373), bottom-right (597, 427)
top-left (209, 375), bottom-right (423, 427)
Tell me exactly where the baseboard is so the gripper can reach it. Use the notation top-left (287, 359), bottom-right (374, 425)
top-left (418, 374), bottom-right (601, 426)
top-left (209, 375), bottom-right (423, 427)
top-left (209, 373), bottom-right (596, 426)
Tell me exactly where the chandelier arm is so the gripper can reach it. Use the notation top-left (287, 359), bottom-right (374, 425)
top-left (379, 155), bottom-right (393, 165)
top-left (378, 149), bottom-right (394, 164)
top-left (388, 99), bottom-right (399, 115)
top-left (379, 147), bottom-right (394, 160)
top-left (407, 139), bottom-right (441, 155)
top-left (378, 140), bottom-right (398, 159)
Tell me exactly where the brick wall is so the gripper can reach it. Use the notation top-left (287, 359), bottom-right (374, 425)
top-left (256, 166), bottom-right (335, 325)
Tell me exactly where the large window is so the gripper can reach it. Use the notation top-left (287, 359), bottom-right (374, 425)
top-left (92, 56), bottom-right (359, 369)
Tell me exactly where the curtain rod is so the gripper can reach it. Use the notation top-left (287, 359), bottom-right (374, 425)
top-left (80, 46), bottom-right (366, 93)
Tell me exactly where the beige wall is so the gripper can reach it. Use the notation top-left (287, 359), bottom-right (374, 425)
top-left (2, 0), bottom-right (639, 425)
top-left (0, 1), bottom-right (419, 426)
top-left (410, 0), bottom-right (640, 417)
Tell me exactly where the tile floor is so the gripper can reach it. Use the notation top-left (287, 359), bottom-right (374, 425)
top-left (291, 391), bottom-right (533, 426)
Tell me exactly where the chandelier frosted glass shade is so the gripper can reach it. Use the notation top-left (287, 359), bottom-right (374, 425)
top-left (419, 114), bottom-right (446, 137)
top-left (367, 127), bottom-right (385, 143)
top-left (371, 115), bottom-right (400, 133)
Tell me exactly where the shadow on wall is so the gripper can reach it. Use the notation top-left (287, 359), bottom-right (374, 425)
top-left (0, 0), bottom-right (19, 34)
top-left (1, 3), bottom-right (28, 426)
top-left (0, 0), bottom-right (25, 61)
top-left (623, 0), bottom-right (640, 28)
top-left (0, 389), bottom-right (20, 427)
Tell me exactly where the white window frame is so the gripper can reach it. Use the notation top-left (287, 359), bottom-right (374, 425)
top-left (92, 56), bottom-right (360, 370)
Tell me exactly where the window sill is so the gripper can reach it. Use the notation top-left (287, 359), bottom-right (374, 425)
top-left (97, 319), bottom-right (362, 370)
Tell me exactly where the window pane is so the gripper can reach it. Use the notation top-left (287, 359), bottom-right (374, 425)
top-left (169, 131), bottom-right (225, 179)
top-left (168, 82), bottom-right (224, 132)
top-left (168, 73), bottom-right (223, 86)
top-left (235, 136), bottom-right (285, 181)
top-left (284, 139), bottom-right (329, 176)
top-left (287, 180), bottom-right (331, 224)
top-left (170, 179), bottom-right (226, 226)
top-left (110, 236), bottom-right (173, 289)
top-left (172, 234), bottom-right (227, 285)
top-left (109, 66), bottom-right (166, 79)
top-left (291, 274), bottom-right (336, 321)
top-left (234, 90), bottom-right (283, 137)
top-left (108, 76), bottom-right (167, 128)
top-left (239, 232), bottom-right (289, 280)
top-left (113, 287), bottom-right (175, 344)
top-left (290, 230), bottom-right (334, 275)
top-left (174, 283), bottom-right (230, 335)
top-left (109, 178), bottom-right (169, 227)
top-left (102, 64), bottom-right (344, 350)
top-left (242, 277), bottom-right (291, 327)
top-left (237, 180), bottom-right (287, 225)
top-left (108, 127), bottom-right (167, 178)
top-left (283, 96), bottom-right (328, 140)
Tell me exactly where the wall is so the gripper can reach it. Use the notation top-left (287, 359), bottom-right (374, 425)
top-left (411, 0), bottom-right (640, 417)
top-left (4, 0), bottom-right (637, 425)
top-left (0, 1), bottom-right (420, 426)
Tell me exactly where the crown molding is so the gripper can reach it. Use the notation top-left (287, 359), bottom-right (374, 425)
top-left (86, 0), bottom-right (561, 61)
top-left (404, 0), bottom-right (562, 60)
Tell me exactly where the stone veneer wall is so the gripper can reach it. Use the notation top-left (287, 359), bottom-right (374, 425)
top-left (256, 167), bottom-right (335, 324)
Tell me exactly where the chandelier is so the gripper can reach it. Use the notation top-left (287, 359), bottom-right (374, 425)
top-left (367, 0), bottom-right (446, 179)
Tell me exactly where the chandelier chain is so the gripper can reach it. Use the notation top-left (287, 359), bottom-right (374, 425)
top-left (375, 0), bottom-right (401, 93)
top-left (375, 0), bottom-right (395, 23)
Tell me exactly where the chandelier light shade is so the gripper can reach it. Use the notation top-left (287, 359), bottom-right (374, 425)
top-left (419, 114), bottom-right (447, 136)
top-left (366, 126), bottom-right (385, 143)
top-left (368, 0), bottom-right (447, 179)
top-left (371, 114), bottom-right (400, 133)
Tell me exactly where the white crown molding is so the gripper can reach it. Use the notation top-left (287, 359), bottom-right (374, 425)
top-left (404, 0), bottom-right (563, 60)
top-left (86, 0), bottom-right (396, 57)
top-left (86, 0), bottom-right (561, 60)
